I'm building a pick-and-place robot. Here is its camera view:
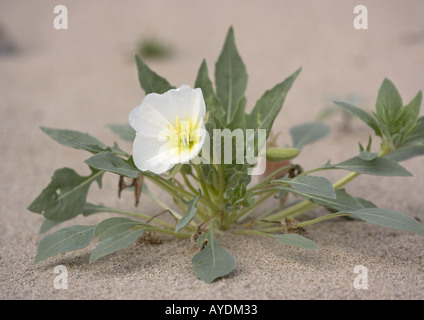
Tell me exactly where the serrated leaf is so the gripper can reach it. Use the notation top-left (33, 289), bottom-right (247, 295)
top-left (334, 101), bottom-right (381, 136)
top-left (276, 175), bottom-right (336, 199)
top-left (270, 233), bottom-right (318, 251)
top-left (192, 223), bottom-right (236, 283)
top-left (89, 227), bottom-right (150, 263)
top-left (194, 60), bottom-right (226, 125)
top-left (135, 55), bottom-right (174, 94)
top-left (215, 27), bottom-right (248, 125)
top-left (247, 68), bottom-right (301, 140)
top-left (345, 208), bottom-right (424, 236)
top-left (84, 152), bottom-right (140, 178)
top-left (40, 127), bottom-right (107, 149)
top-left (28, 168), bottom-right (104, 222)
top-left (35, 225), bottom-right (95, 262)
top-left (385, 145), bottom-right (424, 162)
top-left (175, 194), bottom-right (200, 232)
top-left (290, 122), bottom-right (330, 149)
top-left (107, 124), bottom-right (136, 142)
top-left (95, 217), bottom-right (145, 242)
top-left (325, 155), bottom-right (412, 176)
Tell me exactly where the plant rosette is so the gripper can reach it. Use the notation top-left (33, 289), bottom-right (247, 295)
top-left (28, 27), bottom-right (424, 283)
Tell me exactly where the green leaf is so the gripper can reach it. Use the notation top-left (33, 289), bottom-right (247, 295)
top-left (290, 122), bottom-right (330, 149)
top-left (246, 68), bottom-right (301, 140)
top-left (404, 117), bottom-right (424, 145)
top-left (35, 225), bottom-right (95, 262)
top-left (269, 233), bottom-right (318, 251)
top-left (226, 95), bottom-right (246, 131)
top-left (334, 101), bottom-right (381, 136)
top-left (107, 124), bottom-right (136, 142)
top-left (375, 78), bottom-right (403, 131)
top-left (355, 197), bottom-right (377, 208)
top-left (89, 227), bottom-right (150, 263)
top-left (191, 223), bottom-right (236, 283)
top-left (386, 145), bottom-right (424, 162)
top-left (215, 27), bottom-right (248, 125)
top-left (358, 151), bottom-right (378, 161)
top-left (40, 127), bottom-right (107, 150)
top-left (39, 219), bottom-right (62, 234)
top-left (175, 194), bottom-right (200, 232)
top-left (194, 60), bottom-right (226, 126)
top-left (402, 91), bottom-right (422, 129)
top-left (346, 208), bottom-right (424, 236)
top-left (81, 203), bottom-right (113, 215)
top-left (84, 152), bottom-right (140, 178)
top-left (64, 137), bottom-right (109, 154)
top-left (94, 217), bottom-right (145, 242)
top-left (325, 155), bottom-right (412, 176)
top-left (283, 188), bottom-right (365, 212)
top-left (28, 168), bottom-right (104, 222)
top-left (276, 175), bottom-right (336, 199)
top-left (135, 55), bottom-right (174, 94)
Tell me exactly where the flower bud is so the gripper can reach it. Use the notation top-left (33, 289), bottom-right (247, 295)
top-left (266, 147), bottom-right (300, 162)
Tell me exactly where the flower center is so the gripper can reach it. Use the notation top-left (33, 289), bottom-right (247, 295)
top-left (165, 116), bottom-right (200, 155)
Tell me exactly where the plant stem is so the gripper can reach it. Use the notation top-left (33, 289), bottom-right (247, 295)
top-left (142, 227), bottom-right (191, 239)
top-left (193, 164), bottom-right (219, 213)
top-left (234, 190), bottom-right (277, 223)
top-left (247, 165), bottom-right (293, 192)
top-left (180, 171), bottom-right (199, 195)
top-left (97, 206), bottom-right (176, 230)
top-left (295, 213), bottom-right (350, 228)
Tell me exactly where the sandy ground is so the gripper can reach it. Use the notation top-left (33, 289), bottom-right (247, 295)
top-left (1, 0), bottom-right (423, 300)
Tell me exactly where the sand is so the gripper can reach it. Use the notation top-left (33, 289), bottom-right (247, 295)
top-left (0, 0), bottom-right (423, 300)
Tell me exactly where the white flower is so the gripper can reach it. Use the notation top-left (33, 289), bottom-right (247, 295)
top-left (129, 85), bottom-right (206, 174)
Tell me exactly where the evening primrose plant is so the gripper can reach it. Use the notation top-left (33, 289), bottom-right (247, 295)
top-left (28, 27), bottom-right (424, 283)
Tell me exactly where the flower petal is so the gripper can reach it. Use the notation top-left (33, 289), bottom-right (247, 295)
top-left (132, 135), bottom-right (173, 174)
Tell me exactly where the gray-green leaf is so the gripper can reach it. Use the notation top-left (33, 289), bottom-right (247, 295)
top-left (290, 122), bottom-right (330, 149)
top-left (35, 225), bottom-right (95, 262)
top-left (192, 224), bottom-right (236, 283)
top-left (276, 175), bottom-right (336, 199)
top-left (346, 208), bottom-right (424, 236)
top-left (247, 68), bottom-right (301, 139)
top-left (194, 60), bottom-right (225, 126)
top-left (270, 233), bottom-right (318, 251)
top-left (284, 188), bottom-right (365, 212)
top-left (175, 194), bottom-right (200, 232)
top-left (325, 155), bottom-right (412, 176)
top-left (28, 168), bottom-right (103, 222)
top-left (95, 217), bottom-right (145, 242)
top-left (135, 55), bottom-right (174, 94)
top-left (375, 78), bottom-right (403, 131)
top-left (40, 127), bottom-right (107, 150)
top-left (385, 145), bottom-right (424, 162)
top-left (107, 124), bottom-right (136, 142)
top-left (334, 101), bottom-right (381, 136)
top-left (215, 27), bottom-right (248, 125)
top-left (84, 152), bottom-right (140, 178)
top-left (89, 227), bottom-right (150, 263)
